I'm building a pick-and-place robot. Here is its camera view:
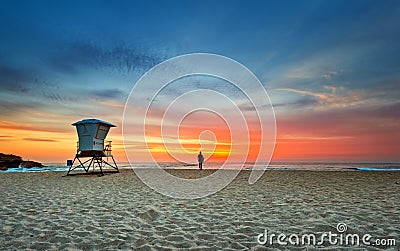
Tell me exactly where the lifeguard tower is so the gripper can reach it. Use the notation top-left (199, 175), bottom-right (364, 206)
top-left (66, 119), bottom-right (119, 176)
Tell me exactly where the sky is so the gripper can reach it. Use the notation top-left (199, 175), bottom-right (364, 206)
top-left (0, 0), bottom-right (399, 163)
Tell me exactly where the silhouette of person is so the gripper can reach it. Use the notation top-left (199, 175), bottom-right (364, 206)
top-left (197, 151), bottom-right (204, 170)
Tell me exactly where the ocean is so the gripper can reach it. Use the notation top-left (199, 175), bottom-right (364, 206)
top-left (1, 162), bottom-right (400, 173)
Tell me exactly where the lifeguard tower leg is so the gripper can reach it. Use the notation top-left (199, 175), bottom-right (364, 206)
top-left (98, 157), bottom-right (104, 176)
top-left (111, 156), bottom-right (119, 172)
top-left (76, 157), bottom-right (85, 171)
top-left (66, 157), bottom-right (92, 175)
top-left (87, 158), bottom-right (94, 172)
top-left (101, 158), bottom-right (118, 172)
top-left (93, 153), bottom-right (104, 176)
top-left (66, 157), bottom-right (77, 176)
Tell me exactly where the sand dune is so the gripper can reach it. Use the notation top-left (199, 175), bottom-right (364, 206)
top-left (1, 169), bottom-right (399, 250)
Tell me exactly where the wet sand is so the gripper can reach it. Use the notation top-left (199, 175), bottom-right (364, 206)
top-left (1, 169), bottom-right (399, 250)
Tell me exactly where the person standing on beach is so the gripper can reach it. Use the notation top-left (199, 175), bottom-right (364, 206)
top-left (198, 151), bottom-right (204, 170)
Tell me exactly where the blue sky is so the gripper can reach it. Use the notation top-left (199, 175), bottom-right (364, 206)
top-left (0, 0), bottom-right (399, 161)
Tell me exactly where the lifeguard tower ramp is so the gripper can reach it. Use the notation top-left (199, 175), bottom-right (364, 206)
top-left (66, 119), bottom-right (119, 176)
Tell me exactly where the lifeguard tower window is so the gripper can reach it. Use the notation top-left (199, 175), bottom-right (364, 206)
top-left (96, 124), bottom-right (109, 140)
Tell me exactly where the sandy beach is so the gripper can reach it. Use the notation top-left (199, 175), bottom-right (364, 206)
top-left (1, 169), bottom-right (399, 250)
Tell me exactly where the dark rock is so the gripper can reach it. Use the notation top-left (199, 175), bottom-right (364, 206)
top-left (0, 153), bottom-right (23, 169)
top-left (0, 153), bottom-right (43, 170)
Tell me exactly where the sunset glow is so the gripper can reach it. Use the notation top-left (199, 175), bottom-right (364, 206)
top-left (0, 1), bottom-right (399, 163)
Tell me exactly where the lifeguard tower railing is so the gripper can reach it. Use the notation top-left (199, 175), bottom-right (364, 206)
top-left (75, 140), bottom-right (113, 156)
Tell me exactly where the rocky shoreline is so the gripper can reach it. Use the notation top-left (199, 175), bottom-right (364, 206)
top-left (0, 153), bottom-right (43, 171)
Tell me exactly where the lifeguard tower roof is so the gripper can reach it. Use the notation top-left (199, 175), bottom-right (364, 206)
top-left (72, 119), bottom-right (116, 127)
